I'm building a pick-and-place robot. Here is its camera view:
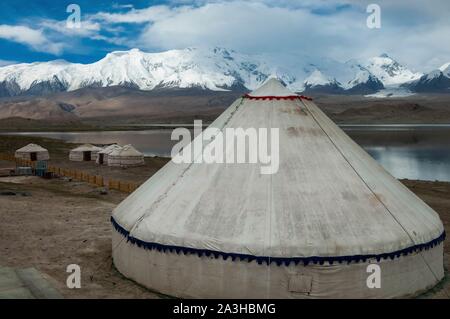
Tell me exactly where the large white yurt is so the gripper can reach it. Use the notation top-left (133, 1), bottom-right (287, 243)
top-left (15, 143), bottom-right (49, 161)
top-left (69, 144), bottom-right (102, 162)
top-left (107, 144), bottom-right (144, 167)
top-left (111, 79), bottom-right (445, 298)
top-left (96, 144), bottom-right (122, 165)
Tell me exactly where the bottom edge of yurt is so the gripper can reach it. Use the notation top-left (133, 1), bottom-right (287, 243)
top-left (111, 227), bottom-right (444, 299)
top-left (108, 161), bottom-right (145, 167)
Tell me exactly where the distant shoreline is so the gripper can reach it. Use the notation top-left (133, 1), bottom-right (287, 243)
top-left (1, 123), bottom-right (450, 134)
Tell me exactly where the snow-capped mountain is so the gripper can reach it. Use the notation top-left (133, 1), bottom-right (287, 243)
top-left (302, 70), bottom-right (342, 93)
top-left (345, 71), bottom-right (384, 94)
top-left (362, 53), bottom-right (422, 86)
top-left (404, 62), bottom-right (450, 93)
top-left (440, 62), bottom-right (450, 76)
top-left (0, 48), bottom-right (271, 94)
top-left (0, 48), bottom-right (438, 97)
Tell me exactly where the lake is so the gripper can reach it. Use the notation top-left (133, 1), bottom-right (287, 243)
top-left (2, 124), bottom-right (450, 182)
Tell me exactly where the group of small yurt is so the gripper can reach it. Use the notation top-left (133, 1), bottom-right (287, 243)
top-left (14, 142), bottom-right (144, 167)
top-left (69, 144), bottom-right (102, 162)
top-left (15, 143), bottom-right (50, 161)
top-left (13, 142), bottom-right (144, 168)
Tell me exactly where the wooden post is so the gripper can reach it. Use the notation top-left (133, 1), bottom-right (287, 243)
top-left (96, 176), bottom-right (103, 187)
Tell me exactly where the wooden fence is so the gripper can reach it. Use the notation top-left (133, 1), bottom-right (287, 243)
top-left (0, 153), bottom-right (36, 167)
top-left (0, 153), bottom-right (139, 193)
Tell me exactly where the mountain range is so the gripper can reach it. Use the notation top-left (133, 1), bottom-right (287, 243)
top-left (403, 62), bottom-right (450, 93)
top-left (0, 47), bottom-right (447, 98)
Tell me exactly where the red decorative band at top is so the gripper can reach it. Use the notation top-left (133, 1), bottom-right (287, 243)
top-left (243, 94), bottom-right (313, 101)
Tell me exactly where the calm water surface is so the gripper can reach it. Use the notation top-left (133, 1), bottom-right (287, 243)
top-left (2, 124), bottom-right (450, 182)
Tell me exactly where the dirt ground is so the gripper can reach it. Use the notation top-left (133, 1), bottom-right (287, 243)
top-left (0, 175), bottom-right (163, 298)
top-left (0, 171), bottom-right (449, 298)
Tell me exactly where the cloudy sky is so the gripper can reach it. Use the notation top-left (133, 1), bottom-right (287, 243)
top-left (0, 0), bottom-right (448, 72)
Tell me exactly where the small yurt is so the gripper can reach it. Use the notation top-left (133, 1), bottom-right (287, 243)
top-left (97, 144), bottom-right (122, 165)
top-left (111, 79), bottom-right (444, 298)
top-left (107, 145), bottom-right (144, 167)
top-left (15, 143), bottom-right (49, 161)
top-left (69, 144), bottom-right (102, 162)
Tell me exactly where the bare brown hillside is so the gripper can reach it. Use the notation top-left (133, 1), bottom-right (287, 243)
top-left (1, 88), bottom-right (450, 128)
top-left (0, 86), bottom-right (241, 124)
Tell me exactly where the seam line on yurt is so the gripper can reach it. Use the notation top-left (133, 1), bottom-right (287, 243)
top-left (111, 216), bottom-right (445, 266)
top-left (221, 97), bottom-right (245, 129)
top-left (299, 99), bottom-right (445, 283)
top-left (299, 99), bottom-right (419, 246)
top-left (122, 97), bottom-right (247, 243)
top-left (265, 99), bottom-right (275, 296)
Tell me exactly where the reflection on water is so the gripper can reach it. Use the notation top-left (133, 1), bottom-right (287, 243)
top-left (1, 125), bottom-right (450, 182)
top-left (344, 125), bottom-right (450, 182)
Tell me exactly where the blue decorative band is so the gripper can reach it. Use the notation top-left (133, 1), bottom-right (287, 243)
top-left (111, 216), bottom-right (445, 267)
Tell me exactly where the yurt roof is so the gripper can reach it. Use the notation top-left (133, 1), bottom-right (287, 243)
top-left (16, 143), bottom-right (48, 153)
top-left (247, 77), bottom-right (297, 97)
top-left (110, 144), bottom-right (143, 157)
top-left (112, 79), bottom-right (444, 265)
top-left (71, 144), bottom-right (102, 152)
top-left (99, 144), bottom-right (122, 154)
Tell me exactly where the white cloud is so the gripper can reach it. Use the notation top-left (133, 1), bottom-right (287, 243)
top-left (39, 19), bottom-right (101, 37)
top-left (91, 5), bottom-right (180, 24)
top-left (0, 24), bottom-right (63, 55)
top-left (121, 1), bottom-right (449, 71)
top-left (136, 2), bottom-right (365, 58)
top-left (112, 3), bottom-right (135, 10)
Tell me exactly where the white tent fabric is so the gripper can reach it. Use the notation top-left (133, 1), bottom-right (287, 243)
top-left (15, 143), bottom-right (49, 161)
top-left (96, 144), bottom-right (122, 165)
top-left (247, 77), bottom-right (297, 97)
top-left (107, 144), bottom-right (144, 167)
top-left (111, 79), bottom-right (445, 298)
top-left (69, 144), bottom-right (102, 161)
